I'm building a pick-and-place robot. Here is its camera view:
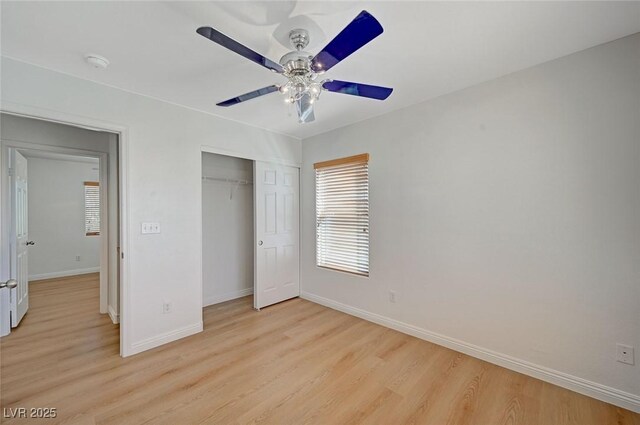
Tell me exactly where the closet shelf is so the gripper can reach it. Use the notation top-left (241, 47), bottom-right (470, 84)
top-left (202, 176), bottom-right (252, 200)
top-left (202, 176), bottom-right (253, 185)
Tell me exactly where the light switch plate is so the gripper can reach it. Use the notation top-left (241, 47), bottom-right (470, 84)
top-left (141, 222), bottom-right (160, 234)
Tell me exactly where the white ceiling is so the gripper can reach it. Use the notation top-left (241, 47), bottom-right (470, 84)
top-left (2, 1), bottom-right (639, 139)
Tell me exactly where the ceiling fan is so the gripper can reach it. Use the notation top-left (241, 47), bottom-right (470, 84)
top-left (197, 10), bottom-right (393, 124)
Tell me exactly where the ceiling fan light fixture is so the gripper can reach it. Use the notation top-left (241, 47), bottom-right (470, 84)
top-left (198, 10), bottom-right (392, 124)
top-left (278, 78), bottom-right (323, 104)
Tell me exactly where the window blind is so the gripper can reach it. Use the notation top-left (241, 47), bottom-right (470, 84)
top-left (84, 181), bottom-right (100, 236)
top-left (315, 154), bottom-right (369, 276)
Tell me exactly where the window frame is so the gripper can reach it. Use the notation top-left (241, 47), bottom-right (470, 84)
top-left (84, 181), bottom-right (100, 236)
top-left (314, 153), bottom-right (370, 277)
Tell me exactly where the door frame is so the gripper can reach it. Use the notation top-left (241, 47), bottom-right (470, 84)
top-left (0, 104), bottom-right (130, 357)
top-left (2, 144), bottom-right (109, 314)
top-left (199, 145), bottom-right (300, 314)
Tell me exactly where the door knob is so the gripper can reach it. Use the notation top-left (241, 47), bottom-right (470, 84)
top-left (0, 279), bottom-right (17, 289)
top-left (26, 241), bottom-right (35, 246)
top-left (258, 240), bottom-right (263, 246)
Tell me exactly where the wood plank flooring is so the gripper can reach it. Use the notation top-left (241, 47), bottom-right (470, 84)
top-left (1, 273), bottom-right (638, 424)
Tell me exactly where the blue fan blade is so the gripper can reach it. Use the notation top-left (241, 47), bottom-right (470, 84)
top-left (197, 26), bottom-right (283, 73)
top-left (217, 85), bottom-right (280, 107)
top-left (311, 11), bottom-right (383, 73)
top-left (322, 80), bottom-right (393, 100)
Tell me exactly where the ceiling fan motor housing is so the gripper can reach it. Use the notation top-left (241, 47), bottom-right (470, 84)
top-left (280, 29), bottom-right (313, 77)
top-left (279, 51), bottom-right (313, 76)
top-left (280, 29), bottom-right (315, 77)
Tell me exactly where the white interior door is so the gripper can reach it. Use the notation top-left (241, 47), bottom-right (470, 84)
top-left (10, 149), bottom-right (29, 327)
top-left (254, 161), bottom-right (299, 309)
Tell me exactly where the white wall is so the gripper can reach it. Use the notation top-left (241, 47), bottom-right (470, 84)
top-left (202, 153), bottom-right (253, 306)
top-left (301, 33), bottom-right (640, 410)
top-left (0, 57), bottom-right (301, 356)
top-left (27, 156), bottom-right (100, 279)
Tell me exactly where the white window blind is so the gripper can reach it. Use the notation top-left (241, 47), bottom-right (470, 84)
top-left (84, 182), bottom-right (100, 236)
top-left (315, 154), bottom-right (369, 276)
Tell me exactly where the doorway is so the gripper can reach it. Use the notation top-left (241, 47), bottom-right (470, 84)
top-left (200, 151), bottom-right (301, 316)
top-left (0, 114), bottom-right (120, 344)
top-left (202, 152), bottom-right (254, 307)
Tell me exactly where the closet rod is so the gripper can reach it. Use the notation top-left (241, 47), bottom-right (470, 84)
top-left (202, 176), bottom-right (253, 185)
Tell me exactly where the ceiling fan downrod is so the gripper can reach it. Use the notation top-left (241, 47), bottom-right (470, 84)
top-left (288, 29), bottom-right (309, 51)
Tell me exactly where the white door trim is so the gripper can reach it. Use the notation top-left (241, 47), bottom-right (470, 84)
top-left (201, 144), bottom-right (301, 168)
top-left (1, 141), bottom-right (110, 315)
top-left (0, 102), bottom-right (131, 357)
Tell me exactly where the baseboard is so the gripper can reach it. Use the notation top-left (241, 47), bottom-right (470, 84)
top-left (29, 267), bottom-right (100, 281)
top-left (129, 322), bottom-right (203, 356)
top-left (108, 304), bottom-right (119, 324)
top-left (203, 287), bottom-right (253, 307)
top-left (301, 291), bottom-right (640, 413)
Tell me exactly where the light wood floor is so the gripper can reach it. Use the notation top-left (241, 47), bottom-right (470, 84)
top-left (1, 274), bottom-right (638, 424)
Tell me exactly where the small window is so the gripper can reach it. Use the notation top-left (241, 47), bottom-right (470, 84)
top-left (84, 181), bottom-right (100, 236)
top-left (315, 154), bottom-right (369, 276)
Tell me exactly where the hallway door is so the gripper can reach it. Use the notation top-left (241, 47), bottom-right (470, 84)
top-left (10, 149), bottom-right (30, 326)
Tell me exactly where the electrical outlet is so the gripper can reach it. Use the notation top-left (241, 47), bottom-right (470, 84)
top-left (162, 301), bottom-right (172, 314)
top-left (389, 290), bottom-right (396, 303)
top-left (616, 344), bottom-right (635, 365)
top-left (75, 255), bottom-right (81, 262)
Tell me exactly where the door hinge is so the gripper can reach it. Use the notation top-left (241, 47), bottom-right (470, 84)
top-left (8, 167), bottom-right (13, 177)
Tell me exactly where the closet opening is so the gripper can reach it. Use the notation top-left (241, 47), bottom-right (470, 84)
top-left (201, 152), bottom-right (254, 312)
top-left (201, 149), bottom-right (300, 320)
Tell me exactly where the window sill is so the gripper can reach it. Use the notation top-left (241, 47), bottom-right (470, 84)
top-left (316, 264), bottom-right (369, 278)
